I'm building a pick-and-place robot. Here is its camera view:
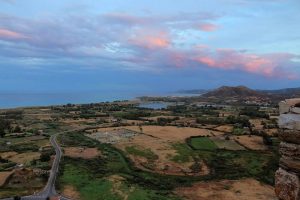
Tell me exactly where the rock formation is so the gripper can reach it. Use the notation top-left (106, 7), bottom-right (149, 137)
top-left (276, 98), bottom-right (300, 200)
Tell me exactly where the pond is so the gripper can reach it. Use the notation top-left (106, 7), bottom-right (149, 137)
top-left (138, 102), bottom-right (171, 109)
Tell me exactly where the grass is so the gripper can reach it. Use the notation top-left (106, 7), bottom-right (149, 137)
top-left (59, 159), bottom-right (181, 200)
top-left (171, 143), bottom-right (193, 163)
top-left (232, 128), bottom-right (244, 135)
top-left (60, 163), bottom-right (121, 200)
top-left (125, 146), bottom-right (158, 161)
top-left (211, 138), bottom-right (245, 150)
top-left (190, 137), bottom-right (218, 150)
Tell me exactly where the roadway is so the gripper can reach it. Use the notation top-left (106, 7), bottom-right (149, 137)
top-left (1, 133), bottom-right (71, 200)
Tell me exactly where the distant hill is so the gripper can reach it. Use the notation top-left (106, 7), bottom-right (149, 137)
top-left (202, 86), bottom-right (265, 98)
top-left (260, 87), bottom-right (300, 96)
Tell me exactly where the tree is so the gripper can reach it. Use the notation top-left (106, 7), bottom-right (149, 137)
top-left (14, 125), bottom-right (22, 133)
top-left (0, 119), bottom-right (11, 138)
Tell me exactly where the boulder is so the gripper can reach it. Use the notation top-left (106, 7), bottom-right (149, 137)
top-left (280, 101), bottom-right (291, 114)
top-left (286, 99), bottom-right (300, 106)
top-left (280, 158), bottom-right (300, 174)
top-left (279, 142), bottom-right (300, 160)
top-left (279, 130), bottom-right (300, 145)
top-left (275, 168), bottom-right (300, 200)
top-left (279, 114), bottom-right (300, 130)
top-left (292, 107), bottom-right (300, 114)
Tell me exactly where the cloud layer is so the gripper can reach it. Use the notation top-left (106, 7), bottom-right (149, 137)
top-left (0, 10), bottom-right (299, 79)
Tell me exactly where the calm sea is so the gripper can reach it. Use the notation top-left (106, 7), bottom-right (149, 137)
top-left (0, 91), bottom-right (198, 109)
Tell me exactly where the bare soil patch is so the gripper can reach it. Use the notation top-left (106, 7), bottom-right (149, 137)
top-left (233, 135), bottom-right (267, 150)
top-left (62, 185), bottom-right (80, 200)
top-left (0, 152), bottom-right (18, 160)
top-left (8, 152), bottom-right (41, 164)
top-left (0, 171), bottom-right (14, 187)
top-left (112, 126), bottom-right (215, 176)
top-left (175, 178), bottom-right (277, 200)
top-left (214, 125), bottom-right (234, 133)
top-left (64, 147), bottom-right (101, 159)
top-left (249, 119), bottom-right (264, 130)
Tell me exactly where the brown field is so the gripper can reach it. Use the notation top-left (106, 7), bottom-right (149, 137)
top-left (175, 178), bottom-right (276, 200)
top-left (125, 120), bottom-right (145, 125)
top-left (7, 152), bottom-right (41, 164)
top-left (249, 119), bottom-right (264, 130)
top-left (214, 125), bottom-right (234, 133)
top-left (94, 126), bottom-right (224, 142)
top-left (265, 128), bottom-right (278, 136)
top-left (233, 135), bottom-right (268, 150)
top-left (62, 185), bottom-right (80, 200)
top-left (64, 147), bottom-right (101, 159)
top-left (141, 116), bottom-right (180, 121)
top-left (124, 126), bottom-right (223, 142)
top-left (111, 126), bottom-right (216, 176)
top-left (0, 152), bottom-right (18, 160)
top-left (0, 171), bottom-right (14, 187)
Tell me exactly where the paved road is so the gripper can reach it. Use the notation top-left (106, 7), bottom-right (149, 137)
top-left (1, 133), bottom-right (71, 200)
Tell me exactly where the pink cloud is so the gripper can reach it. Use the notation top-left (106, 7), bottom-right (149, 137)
top-left (129, 30), bottom-right (170, 49)
top-left (193, 48), bottom-right (298, 78)
top-left (0, 28), bottom-right (27, 40)
top-left (198, 23), bottom-right (219, 32)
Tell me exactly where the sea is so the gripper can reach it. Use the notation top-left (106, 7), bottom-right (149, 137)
top-left (0, 91), bottom-right (198, 109)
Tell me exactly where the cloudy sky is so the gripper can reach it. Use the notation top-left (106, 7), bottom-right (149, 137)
top-left (0, 0), bottom-right (299, 93)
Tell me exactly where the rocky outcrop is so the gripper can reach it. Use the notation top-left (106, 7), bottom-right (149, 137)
top-left (275, 168), bottom-right (299, 200)
top-left (276, 99), bottom-right (300, 200)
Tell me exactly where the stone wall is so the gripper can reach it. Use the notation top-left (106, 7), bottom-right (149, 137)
top-left (276, 98), bottom-right (300, 200)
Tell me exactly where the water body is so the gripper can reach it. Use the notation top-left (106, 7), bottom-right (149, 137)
top-left (138, 102), bottom-right (172, 110)
top-left (0, 91), bottom-right (199, 109)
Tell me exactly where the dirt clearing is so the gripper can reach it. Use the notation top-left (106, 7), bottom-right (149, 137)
top-left (64, 147), bottom-right (101, 159)
top-left (62, 185), bottom-right (80, 200)
top-left (7, 152), bottom-right (40, 164)
top-left (233, 135), bottom-right (267, 150)
top-left (0, 171), bottom-right (14, 187)
top-left (175, 178), bottom-right (276, 200)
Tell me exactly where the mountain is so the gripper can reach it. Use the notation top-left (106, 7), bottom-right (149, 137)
top-left (202, 86), bottom-right (265, 98)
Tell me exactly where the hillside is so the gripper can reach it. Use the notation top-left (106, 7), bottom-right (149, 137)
top-left (202, 86), bottom-right (266, 98)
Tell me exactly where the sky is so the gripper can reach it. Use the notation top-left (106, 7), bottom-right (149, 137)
top-left (0, 0), bottom-right (300, 94)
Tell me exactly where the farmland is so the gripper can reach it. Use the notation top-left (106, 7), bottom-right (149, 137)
top-left (0, 98), bottom-right (280, 199)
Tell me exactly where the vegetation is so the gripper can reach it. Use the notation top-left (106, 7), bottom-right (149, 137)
top-left (189, 137), bottom-right (218, 150)
top-left (0, 119), bottom-right (11, 138)
top-left (125, 146), bottom-right (158, 161)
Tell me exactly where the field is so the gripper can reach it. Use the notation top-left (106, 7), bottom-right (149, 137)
top-left (189, 137), bottom-right (218, 150)
top-left (0, 171), bottom-right (14, 187)
top-left (211, 137), bottom-right (245, 150)
top-left (64, 147), bottom-right (101, 159)
top-left (93, 126), bottom-right (223, 142)
top-left (0, 99), bottom-right (281, 199)
top-left (175, 178), bottom-right (277, 200)
top-left (233, 135), bottom-right (268, 150)
top-left (6, 152), bottom-right (41, 165)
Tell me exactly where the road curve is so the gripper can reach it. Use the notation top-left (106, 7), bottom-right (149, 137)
top-left (1, 133), bottom-right (71, 200)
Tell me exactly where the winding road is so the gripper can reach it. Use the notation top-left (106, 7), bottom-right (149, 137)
top-left (1, 133), bottom-right (71, 200)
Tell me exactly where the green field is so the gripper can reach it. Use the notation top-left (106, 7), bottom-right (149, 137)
top-left (125, 146), bottom-right (158, 161)
top-left (211, 138), bottom-right (245, 150)
top-left (189, 137), bottom-right (218, 150)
